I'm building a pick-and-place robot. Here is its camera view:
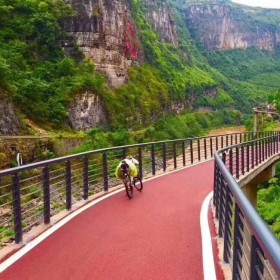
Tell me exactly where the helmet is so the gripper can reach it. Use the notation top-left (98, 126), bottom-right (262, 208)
top-left (121, 160), bottom-right (129, 170)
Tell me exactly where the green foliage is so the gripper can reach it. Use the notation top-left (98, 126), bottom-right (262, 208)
top-left (104, 65), bottom-right (169, 128)
top-left (258, 177), bottom-right (280, 239)
top-left (206, 48), bottom-right (280, 82)
top-left (196, 89), bottom-right (234, 109)
top-left (0, 0), bottom-right (109, 126)
top-left (269, 89), bottom-right (280, 112)
top-left (131, 0), bottom-right (217, 102)
top-left (73, 110), bottom-right (241, 152)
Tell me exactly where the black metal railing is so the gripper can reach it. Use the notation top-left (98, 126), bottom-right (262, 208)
top-left (0, 131), bottom-right (275, 248)
top-left (214, 133), bottom-right (280, 279)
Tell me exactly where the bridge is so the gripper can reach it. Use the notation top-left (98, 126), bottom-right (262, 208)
top-left (0, 132), bottom-right (279, 279)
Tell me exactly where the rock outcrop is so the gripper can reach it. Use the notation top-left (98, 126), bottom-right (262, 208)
top-left (143, 0), bottom-right (179, 46)
top-left (187, 4), bottom-right (279, 51)
top-left (63, 0), bottom-right (141, 88)
top-left (0, 95), bottom-right (20, 136)
top-left (69, 91), bottom-right (107, 131)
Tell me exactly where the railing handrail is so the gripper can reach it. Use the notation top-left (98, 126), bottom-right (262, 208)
top-left (215, 149), bottom-right (280, 274)
top-left (0, 131), bottom-right (265, 177)
top-left (215, 134), bottom-right (280, 275)
top-left (0, 130), bottom-right (277, 252)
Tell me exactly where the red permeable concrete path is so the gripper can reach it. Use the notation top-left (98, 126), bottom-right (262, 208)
top-left (0, 161), bottom-right (216, 280)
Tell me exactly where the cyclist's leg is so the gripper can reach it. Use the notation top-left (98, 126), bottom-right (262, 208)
top-left (124, 176), bottom-right (133, 198)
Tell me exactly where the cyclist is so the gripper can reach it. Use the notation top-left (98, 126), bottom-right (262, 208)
top-left (115, 156), bottom-right (139, 181)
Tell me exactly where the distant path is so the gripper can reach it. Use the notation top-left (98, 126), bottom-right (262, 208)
top-left (208, 126), bottom-right (245, 136)
top-left (0, 161), bottom-right (215, 280)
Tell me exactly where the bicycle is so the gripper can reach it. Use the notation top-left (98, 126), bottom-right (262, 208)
top-left (121, 161), bottom-right (143, 199)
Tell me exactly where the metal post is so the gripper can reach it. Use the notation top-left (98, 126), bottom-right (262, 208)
top-left (213, 162), bottom-right (218, 207)
top-left (216, 137), bottom-right (218, 151)
top-left (190, 140), bottom-right (193, 164)
top-left (266, 138), bottom-right (268, 159)
top-left (255, 140), bottom-right (258, 166)
top-left (43, 166), bottom-right (51, 224)
top-left (222, 152), bottom-right (226, 164)
top-left (232, 205), bottom-right (243, 280)
top-left (103, 153), bottom-right (108, 192)
top-left (12, 173), bottom-right (23, 244)
top-left (215, 168), bottom-right (221, 220)
top-left (251, 143), bottom-right (255, 169)
top-left (218, 174), bottom-right (225, 238)
top-left (246, 145), bottom-right (249, 172)
top-left (204, 138), bottom-right (207, 159)
top-left (66, 160), bottom-right (72, 210)
top-left (138, 146), bottom-right (143, 178)
top-left (162, 143), bottom-right (166, 172)
top-left (223, 185), bottom-right (232, 263)
top-left (83, 156), bottom-right (89, 200)
top-left (259, 139), bottom-right (262, 163)
top-left (221, 136), bottom-right (224, 148)
top-left (173, 142), bottom-right (177, 169)
top-left (226, 135), bottom-right (229, 147)
top-left (262, 139), bottom-right (265, 162)
top-left (236, 147), bottom-right (239, 179)
top-left (197, 139), bottom-right (201, 161)
top-left (123, 147), bottom-right (127, 159)
top-left (151, 144), bottom-right (156, 175)
top-left (241, 146), bottom-right (245, 175)
top-left (250, 236), bottom-right (264, 279)
top-left (268, 137), bottom-right (271, 157)
top-left (210, 138), bottom-right (213, 157)
top-left (229, 149), bottom-right (233, 175)
top-left (182, 141), bottom-right (186, 166)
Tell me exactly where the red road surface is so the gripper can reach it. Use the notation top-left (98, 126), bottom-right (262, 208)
top-left (1, 161), bottom-right (214, 280)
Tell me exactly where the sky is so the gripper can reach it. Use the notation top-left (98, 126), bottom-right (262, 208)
top-left (232, 0), bottom-right (280, 9)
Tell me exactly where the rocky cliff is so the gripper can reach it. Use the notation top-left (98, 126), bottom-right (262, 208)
top-left (0, 95), bottom-right (20, 136)
top-left (69, 91), bottom-right (107, 130)
top-left (143, 0), bottom-right (179, 46)
top-left (63, 0), bottom-right (141, 88)
top-left (187, 3), bottom-right (280, 51)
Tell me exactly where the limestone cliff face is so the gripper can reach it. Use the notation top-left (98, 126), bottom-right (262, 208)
top-left (63, 0), bottom-right (141, 88)
top-left (69, 91), bottom-right (107, 130)
top-left (187, 4), bottom-right (278, 51)
top-left (63, 0), bottom-right (182, 130)
top-left (143, 0), bottom-right (179, 46)
top-left (0, 95), bottom-right (20, 136)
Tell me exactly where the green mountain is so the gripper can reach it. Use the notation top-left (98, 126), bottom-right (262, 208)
top-left (0, 0), bottom-right (279, 135)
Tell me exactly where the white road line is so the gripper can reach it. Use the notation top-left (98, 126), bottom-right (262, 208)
top-left (200, 191), bottom-right (217, 280)
top-left (0, 188), bottom-right (124, 273)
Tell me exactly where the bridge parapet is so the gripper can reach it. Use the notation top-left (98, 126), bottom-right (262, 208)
top-left (214, 133), bottom-right (280, 279)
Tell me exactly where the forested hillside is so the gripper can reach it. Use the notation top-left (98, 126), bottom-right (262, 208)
top-left (0, 0), bottom-right (280, 137)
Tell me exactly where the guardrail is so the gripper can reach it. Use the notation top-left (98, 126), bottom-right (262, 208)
top-left (0, 131), bottom-right (275, 249)
top-left (214, 133), bottom-right (280, 279)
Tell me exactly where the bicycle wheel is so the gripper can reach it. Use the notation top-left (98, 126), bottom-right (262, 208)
top-left (133, 176), bottom-right (143, 191)
top-left (124, 177), bottom-right (133, 199)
